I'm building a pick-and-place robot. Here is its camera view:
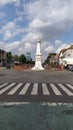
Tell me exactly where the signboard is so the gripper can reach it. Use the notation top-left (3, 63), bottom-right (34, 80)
top-left (26, 52), bottom-right (31, 61)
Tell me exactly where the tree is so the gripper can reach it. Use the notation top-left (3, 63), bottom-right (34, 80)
top-left (19, 54), bottom-right (26, 63)
top-left (13, 55), bottom-right (19, 62)
top-left (6, 52), bottom-right (12, 63)
top-left (43, 53), bottom-right (56, 65)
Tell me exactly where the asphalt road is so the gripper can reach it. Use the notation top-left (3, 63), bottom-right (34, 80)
top-left (0, 68), bottom-right (73, 84)
top-left (0, 68), bottom-right (73, 103)
top-left (0, 68), bottom-right (73, 130)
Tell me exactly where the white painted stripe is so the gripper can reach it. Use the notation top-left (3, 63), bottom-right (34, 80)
top-left (19, 83), bottom-right (30, 95)
top-left (3, 102), bottom-right (72, 106)
top-left (0, 83), bottom-right (8, 89)
top-left (31, 83), bottom-right (38, 95)
top-left (50, 84), bottom-right (62, 95)
top-left (48, 102), bottom-right (57, 106)
top-left (0, 83), bottom-right (15, 95)
top-left (42, 83), bottom-right (50, 95)
top-left (58, 84), bottom-right (73, 96)
top-left (66, 84), bottom-right (73, 90)
top-left (8, 83), bottom-right (23, 95)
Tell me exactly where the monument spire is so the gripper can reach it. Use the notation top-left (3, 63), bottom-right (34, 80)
top-left (32, 38), bottom-right (44, 70)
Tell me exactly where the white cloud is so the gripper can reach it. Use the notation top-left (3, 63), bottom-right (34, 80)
top-left (4, 30), bottom-right (12, 41)
top-left (2, 22), bottom-right (16, 41)
top-left (24, 43), bottom-right (32, 50)
top-left (56, 44), bottom-right (71, 53)
top-left (24, 0), bottom-right (73, 42)
top-left (55, 40), bottom-right (62, 45)
top-left (14, 0), bottom-right (20, 7)
top-left (21, 32), bottom-right (40, 43)
top-left (4, 40), bottom-right (33, 56)
top-left (5, 41), bottom-right (20, 52)
top-left (0, 42), bottom-right (5, 49)
top-left (1, 0), bottom-right (73, 61)
top-left (29, 19), bottom-right (45, 28)
top-left (0, 0), bottom-right (19, 7)
top-left (2, 21), bottom-right (24, 41)
top-left (2, 22), bottom-right (15, 34)
top-left (14, 16), bottom-right (23, 22)
top-left (21, 0), bottom-right (73, 60)
top-left (42, 41), bottom-right (49, 48)
top-left (45, 45), bottom-right (54, 52)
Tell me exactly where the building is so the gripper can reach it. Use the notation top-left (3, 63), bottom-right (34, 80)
top-left (0, 49), bottom-right (6, 66)
top-left (58, 45), bottom-right (73, 66)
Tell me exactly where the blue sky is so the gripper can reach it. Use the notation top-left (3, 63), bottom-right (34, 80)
top-left (0, 0), bottom-right (73, 61)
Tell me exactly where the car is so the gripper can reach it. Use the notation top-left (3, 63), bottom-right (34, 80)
top-left (70, 66), bottom-right (73, 71)
top-left (66, 65), bottom-right (73, 71)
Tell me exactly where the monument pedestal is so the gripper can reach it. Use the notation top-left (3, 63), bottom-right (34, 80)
top-left (32, 38), bottom-right (44, 70)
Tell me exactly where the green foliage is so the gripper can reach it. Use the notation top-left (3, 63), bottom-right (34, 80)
top-left (13, 55), bottom-right (19, 62)
top-left (6, 52), bottom-right (35, 65)
top-left (26, 58), bottom-right (35, 64)
top-left (43, 53), bottom-right (56, 65)
top-left (19, 54), bottom-right (26, 63)
top-left (6, 52), bottom-right (12, 59)
top-left (6, 52), bottom-right (13, 63)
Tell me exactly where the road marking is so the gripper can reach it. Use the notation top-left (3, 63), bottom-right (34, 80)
top-left (0, 83), bottom-right (73, 97)
top-left (58, 84), bottom-right (73, 96)
top-left (31, 83), bottom-right (38, 95)
top-left (0, 83), bottom-right (15, 95)
top-left (0, 83), bottom-right (8, 89)
top-left (66, 84), bottom-right (73, 90)
top-left (50, 84), bottom-right (62, 95)
top-left (2, 102), bottom-right (73, 106)
top-left (42, 83), bottom-right (50, 95)
top-left (8, 83), bottom-right (23, 95)
top-left (19, 83), bottom-right (30, 95)
top-left (42, 102), bottom-right (72, 106)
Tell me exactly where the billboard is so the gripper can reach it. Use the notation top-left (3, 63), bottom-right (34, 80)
top-left (26, 52), bottom-right (31, 61)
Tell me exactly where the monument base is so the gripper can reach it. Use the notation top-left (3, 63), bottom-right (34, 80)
top-left (32, 61), bottom-right (44, 70)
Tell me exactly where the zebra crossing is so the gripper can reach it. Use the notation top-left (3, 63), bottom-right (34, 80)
top-left (0, 82), bottom-right (73, 102)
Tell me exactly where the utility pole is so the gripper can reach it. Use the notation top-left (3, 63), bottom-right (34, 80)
top-left (0, 45), bottom-right (2, 67)
top-left (1, 48), bottom-right (2, 67)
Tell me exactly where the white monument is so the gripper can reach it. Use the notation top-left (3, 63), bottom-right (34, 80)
top-left (32, 38), bottom-right (44, 70)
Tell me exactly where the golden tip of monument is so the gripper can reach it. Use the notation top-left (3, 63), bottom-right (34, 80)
top-left (36, 37), bottom-right (41, 42)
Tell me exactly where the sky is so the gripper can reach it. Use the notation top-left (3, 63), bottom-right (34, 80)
top-left (0, 0), bottom-right (73, 61)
